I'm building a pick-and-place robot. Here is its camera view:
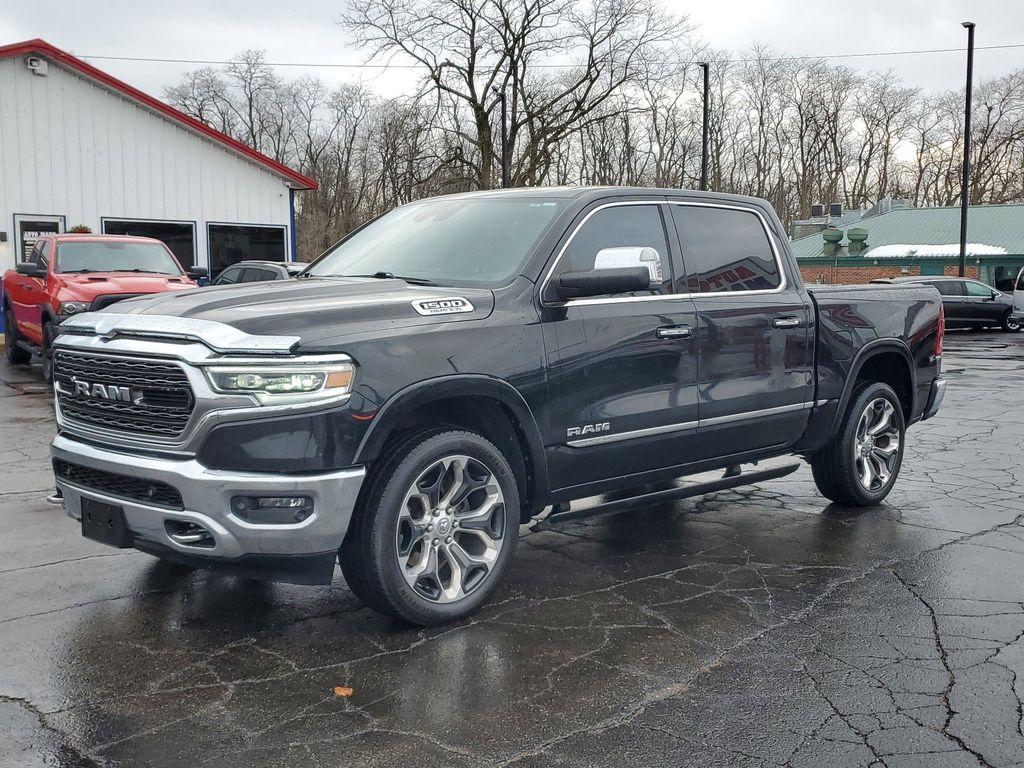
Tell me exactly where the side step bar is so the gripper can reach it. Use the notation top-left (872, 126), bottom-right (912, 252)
top-left (539, 463), bottom-right (801, 527)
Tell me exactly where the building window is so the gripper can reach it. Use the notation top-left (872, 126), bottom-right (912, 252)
top-left (102, 219), bottom-right (196, 270)
top-left (208, 224), bottom-right (286, 277)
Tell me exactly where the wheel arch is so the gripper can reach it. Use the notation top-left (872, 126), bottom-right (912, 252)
top-left (827, 340), bottom-right (916, 441)
top-left (354, 375), bottom-right (550, 520)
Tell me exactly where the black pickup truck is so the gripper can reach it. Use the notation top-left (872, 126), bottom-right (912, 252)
top-left (49, 188), bottom-right (945, 625)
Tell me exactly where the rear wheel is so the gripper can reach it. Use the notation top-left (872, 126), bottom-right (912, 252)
top-left (811, 382), bottom-right (906, 506)
top-left (340, 429), bottom-right (519, 625)
top-left (1002, 311), bottom-right (1022, 333)
top-left (4, 309), bottom-right (32, 365)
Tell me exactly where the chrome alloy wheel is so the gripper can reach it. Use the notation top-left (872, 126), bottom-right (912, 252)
top-left (854, 398), bottom-right (901, 491)
top-left (395, 454), bottom-right (506, 603)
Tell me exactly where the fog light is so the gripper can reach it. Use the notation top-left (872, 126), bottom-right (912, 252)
top-left (231, 495), bottom-right (314, 524)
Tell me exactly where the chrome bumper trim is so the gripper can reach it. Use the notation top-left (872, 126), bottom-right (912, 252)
top-left (52, 434), bottom-right (365, 561)
top-left (923, 378), bottom-right (946, 420)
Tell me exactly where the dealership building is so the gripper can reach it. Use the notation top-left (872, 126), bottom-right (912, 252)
top-left (0, 39), bottom-right (316, 276)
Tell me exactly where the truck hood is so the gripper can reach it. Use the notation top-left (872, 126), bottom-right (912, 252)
top-left (104, 277), bottom-right (496, 343)
top-left (57, 272), bottom-right (195, 300)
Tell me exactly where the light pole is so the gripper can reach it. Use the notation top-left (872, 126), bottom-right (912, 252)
top-left (697, 62), bottom-right (710, 191)
top-left (958, 21), bottom-right (975, 278)
top-left (492, 87), bottom-right (509, 188)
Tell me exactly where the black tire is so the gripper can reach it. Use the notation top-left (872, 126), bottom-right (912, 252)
top-left (1001, 311), bottom-right (1022, 333)
top-left (340, 429), bottom-right (520, 625)
top-left (40, 320), bottom-right (56, 383)
top-left (4, 308), bottom-right (32, 365)
top-left (811, 382), bottom-right (906, 507)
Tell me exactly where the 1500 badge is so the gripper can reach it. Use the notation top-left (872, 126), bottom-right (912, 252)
top-left (412, 298), bottom-right (475, 316)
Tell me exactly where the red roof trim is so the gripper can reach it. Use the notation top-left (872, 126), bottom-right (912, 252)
top-left (0, 39), bottom-right (317, 190)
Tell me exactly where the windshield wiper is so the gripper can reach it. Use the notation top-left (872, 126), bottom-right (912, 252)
top-left (344, 272), bottom-right (437, 286)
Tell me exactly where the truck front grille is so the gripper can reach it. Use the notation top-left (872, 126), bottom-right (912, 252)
top-left (53, 351), bottom-right (195, 438)
top-left (54, 459), bottom-right (184, 510)
top-left (90, 294), bottom-right (144, 311)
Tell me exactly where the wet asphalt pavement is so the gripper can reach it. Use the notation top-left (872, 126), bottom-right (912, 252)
top-left (2, 331), bottom-right (1024, 768)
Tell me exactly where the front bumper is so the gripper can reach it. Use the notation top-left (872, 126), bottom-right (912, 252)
top-left (922, 377), bottom-right (946, 421)
top-left (52, 434), bottom-right (365, 584)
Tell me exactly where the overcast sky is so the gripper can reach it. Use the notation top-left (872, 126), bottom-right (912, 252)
top-left (2, 0), bottom-right (1023, 100)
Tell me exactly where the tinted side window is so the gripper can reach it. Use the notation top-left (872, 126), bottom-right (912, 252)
top-left (554, 205), bottom-right (672, 297)
top-left (673, 206), bottom-right (781, 293)
top-left (240, 268), bottom-right (276, 282)
top-left (965, 281), bottom-right (992, 297)
top-left (36, 241), bottom-right (51, 269)
top-left (1017, 271), bottom-right (1024, 291)
top-left (934, 281), bottom-right (965, 296)
top-left (216, 267), bottom-right (242, 285)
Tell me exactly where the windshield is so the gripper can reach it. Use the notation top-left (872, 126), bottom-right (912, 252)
top-left (306, 197), bottom-right (563, 286)
top-left (56, 241), bottom-right (183, 275)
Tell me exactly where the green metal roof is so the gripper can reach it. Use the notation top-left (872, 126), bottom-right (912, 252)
top-left (791, 203), bottom-right (1024, 260)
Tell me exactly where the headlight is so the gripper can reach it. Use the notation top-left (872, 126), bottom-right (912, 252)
top-left (204, 360), bottom-right (354, 404)
top-left (58, 301), bottom-right (90, 316)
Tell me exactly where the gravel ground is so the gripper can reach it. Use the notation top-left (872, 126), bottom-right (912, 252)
top-left (1, 331), bottom-right (1022, 768)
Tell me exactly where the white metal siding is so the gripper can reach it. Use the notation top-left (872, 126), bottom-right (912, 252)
top-left (0, 55), bottom-right (292, 271)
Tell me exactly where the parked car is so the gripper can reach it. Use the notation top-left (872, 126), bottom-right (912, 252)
top-left (49, 188), bottom-right (944, 625)
top-left (212, 260), bottom-right (304, 286)
top-left (870, 275), bottom-right (1020, 332)
top-left (1013, 268), bottom-right (1024, 326)
top-left (2, 234), bottom-right (206, 381)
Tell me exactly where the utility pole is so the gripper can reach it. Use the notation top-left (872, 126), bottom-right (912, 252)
top-left (698, 62), bottom-right (710, 191)
top-left (492, 87), bottom-right (509, 188)
top-left (958, 21), bottom-right (975, 278)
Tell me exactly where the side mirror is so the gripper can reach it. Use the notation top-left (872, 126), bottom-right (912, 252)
top-left (188, 266), bottom-right (209, 278)
top-left (554, 267), bottom-right (651, 300)
top-left (593, 246), bottom-right (664, 282)
top-left (16, 262), bottom-right (47, 279)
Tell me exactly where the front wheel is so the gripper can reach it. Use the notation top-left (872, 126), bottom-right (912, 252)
top-left (811, 382), bottom-right (906, 506)
top-left (340, 429), bottom-right (520, 625)
top-left (41, 321), bottom-right (57, 383)
top-left (4, 309), bottom-right (32, 365)
top-left (1002, 311), bottom-right (1022, 333)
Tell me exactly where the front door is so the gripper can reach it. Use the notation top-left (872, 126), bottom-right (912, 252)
top-left (1014, 269), bottom-right (1024, 318)
top-left (541, 201), bottom-right (700, 492)
top-left (670, 202), bottom-right (814, 459)
top-left (962, 279), bottom-right (1002, 325)
top-left (9, 239), bottom-right (51, 344)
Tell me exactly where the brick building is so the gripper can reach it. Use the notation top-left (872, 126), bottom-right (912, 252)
top-left (792, 203), bottom-right (1024, 290)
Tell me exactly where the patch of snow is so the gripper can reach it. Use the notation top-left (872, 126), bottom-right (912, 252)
top-left (864, 243), bottom-right (1007, 258)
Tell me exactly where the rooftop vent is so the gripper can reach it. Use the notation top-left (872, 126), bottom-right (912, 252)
top-left (810, 204), bottom-right (824, 218)
top-left (829, 203), bottom-right (843, 217)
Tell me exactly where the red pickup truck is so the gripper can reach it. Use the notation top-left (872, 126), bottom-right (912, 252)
top-left (2, 234), bottom-right (205, 381)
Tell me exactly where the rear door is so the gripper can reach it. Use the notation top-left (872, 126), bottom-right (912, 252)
top-left (670, 202), bottom-right (814, 458)
top-left (933, 280), bottom-right (970, 325)
top-left (540, 200), bottom-right (700, 490)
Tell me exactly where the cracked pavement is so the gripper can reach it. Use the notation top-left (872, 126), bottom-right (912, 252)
top-left (2, 332), bottom-right (1023, 767)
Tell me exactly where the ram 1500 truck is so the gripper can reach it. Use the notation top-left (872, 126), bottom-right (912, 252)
top-left (48, 188), bottom-right (945, 625)
top-left (3, 234), bottom-right (206, 382)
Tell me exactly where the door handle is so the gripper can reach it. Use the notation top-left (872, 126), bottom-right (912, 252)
top-left (656, 325), bottom-right (693, 340)
top-left (772, 316), bottom-right (803, 329)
